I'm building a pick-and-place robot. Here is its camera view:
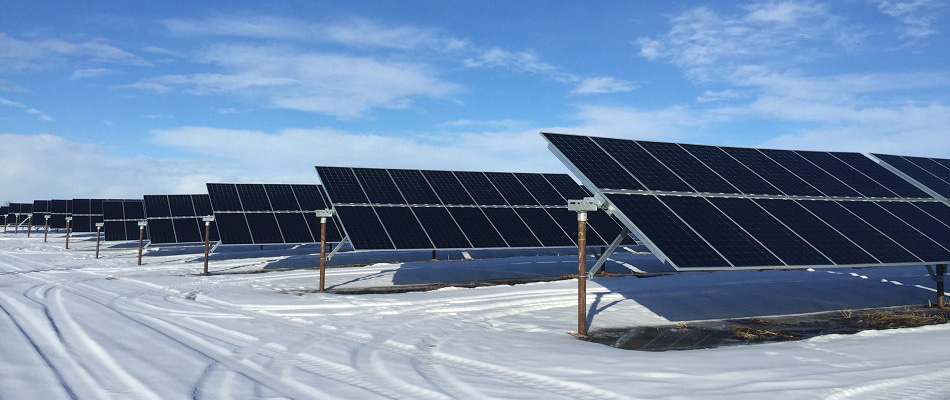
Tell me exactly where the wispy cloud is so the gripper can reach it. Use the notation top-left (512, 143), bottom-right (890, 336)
top-left (70, 68), bottom-right (115, 79)
top-left (570, 77), bottom-right (636, 95)
top-left (0, 33), bottom-right (150, 71)
top-left (0, 96), bottom-right (52, 121)
top-left (878, 0), bottom-right (942, 38)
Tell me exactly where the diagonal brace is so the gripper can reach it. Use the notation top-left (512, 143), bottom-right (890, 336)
top-left (588, 227), bottom-right (630, 280)
top-left (326, 236), bottom-right (349, 260)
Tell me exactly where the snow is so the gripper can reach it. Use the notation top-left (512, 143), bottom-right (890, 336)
top-left (2, 232), bottom-right (950, 399)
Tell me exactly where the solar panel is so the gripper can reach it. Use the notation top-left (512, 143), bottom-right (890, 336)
top-left (144, 194), bottom-right (220, 244)
top-left (206, 184), bottom-right (343, 245)
top-left (873, 153), bottom-right (950, 199)
top-left (31, 200), bottom-right (50, 227)
top-left (6, 203), bottom-right (34, 228)
top-left (545, 132), bottom-right (950, 271)
top-left (69, 199), bottom-right (115, 233)
top-left (102, 200), bottom-right (148, 241)
top-left (316, 166), bottom-right (636, 251)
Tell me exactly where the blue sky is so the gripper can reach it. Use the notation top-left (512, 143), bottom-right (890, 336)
top-left (2, 0), bottom-right (949, 202)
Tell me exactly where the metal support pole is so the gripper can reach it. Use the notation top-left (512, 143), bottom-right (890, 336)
top-left (203, 221), bottom-right (211, 275)
top-left (938, 264), bottom-right (947, 308)
top-left (137, 226), bottom-right (144, 265)
top-left (577, 212), bottom-right (588, 338)
top-left (14, 216), bottom-right (19, 234)
top-left (432, 249), bottom-right (437, 261)
top-left (95, 226), bottom-right (101, 259)
top-left (588, 227), bottom-right (630, 280)
top-left (3, 215), bottom-right (6, 233)
top-left (65, 219), bottom-right (72, 249)
top-left (320, 217), bottom-right (327, 292)
top-left (27, 215), bottom-right (32, 238)
top-left (44, 216), bottom-right (49, 242)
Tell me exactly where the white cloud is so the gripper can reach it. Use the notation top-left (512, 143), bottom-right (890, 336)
top-left (571, 77), bottom-right (636, 95)
top-left (126, 45), bottom-right (458, 118)
top-left (697, 89), bottom-right (742, 103)
top-left (878, 0), bottom-right (941, 38)
top-left (0, 33), bottom-right (150, 71)
top-left (0, 134), bottom-right (216, 202)
top-left (0, 96), bottom-right (52, 121)
top-left (70, 68), bottom-right (115, 79)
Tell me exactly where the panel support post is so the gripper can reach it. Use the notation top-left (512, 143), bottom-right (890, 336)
top-left (44, 215), bottom-right (50, 242)
top-left (95, 223), bottom-right (102, 259)
top-left (3, 216), bottom-right (6, 233)
top-left (65, 217), bottom-right (72, 249)
top-left (938, 264), bottom-right (947, 308)
top-left (576, 211), bottom-right (588, 338)
top-left (136, 221), bottom-right (147, 266)
top-left (27, 215), bottom-right (32, 238)
top-left (202, 217), bottom-right (214, 275)
top-left (320, 217), bottom-right (327, 292)
top-left (14, 216), bottom-right (18, 234)
top-left (432, 250), bottom-right (437, 261)
top-left (315, 209), bottom-right (334, 292)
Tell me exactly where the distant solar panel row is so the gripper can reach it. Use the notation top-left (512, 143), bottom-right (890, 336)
top-left (873, 153), bottom-right (950, 199)
top-left (316, 166), bottom-right (632, 251)
top-left (206, 184), bottom-right (342, 245)
top-left (7, 203), bottom-right (33, 227)
top-left (144, 194), bottom-right (219, 244)
top-left (70, 199), bottom-right (105, 233)
top-left (102, 200), bottom-right (148, 241)
top-left (544, 132), bottom-right (950, 271)
top-left (31, 200), bottom-right (50, 227)
top-left (48, 199), bottom-right (70, 229)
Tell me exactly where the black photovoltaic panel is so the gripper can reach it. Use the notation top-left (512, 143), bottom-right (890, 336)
top-left (144, 194), bottom-right (220, 244)
top-left (543, 134), bottom-right (644, 190)
top-left (206, 183), bottom-right (343, 245)
top-left (103, 200), bottom-right (147, 241)
top-left (31, 200), bottom-right (50, 226)
top-left (317, 166), bottom-right (634, 251)
top-left (316, 167), bottom-right (369, 204)
top-left (545, 132), bottom-right (950, 271)
top-left (70, 198), bottom-right (117, 233)
top-left (874, 153), bottom-right (950, 198)
top-left (47, 200), bottom-right (69, 229)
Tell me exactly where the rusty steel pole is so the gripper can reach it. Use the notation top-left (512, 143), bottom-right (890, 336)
top-left (938, 264), bottom-right (947, 308)
top-left (14, 215), bottom-right (19, 234)
top-left (137, 226), bottom-right (144, 265)
top-left (95, 226), bottom-right (101, 259)
top-left (3, 216), bottom-right (6, 233)
top-left (320, 217), bottom-right (327, 292)
top-left (65, 220), bottom-right (71, 249)
top-left (203, 221), bottom-right (211, 275)
top-left (44, 216), bottom-right (49, 242)
top-left (577, 211), bottom-right (588, 338)
top-left (27, 216), bottom-right (32, 238)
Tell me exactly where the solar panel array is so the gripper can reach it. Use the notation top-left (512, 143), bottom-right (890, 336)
top-left (70, 199), bottom-right (105, 232)
top-left (31, 200), bottom-right (50, 227)
top-left (48, 200), bottom-right (70, 229)
top-left (144, 194), bottom-right (220, 244)
top-left (873, 153), bottom-right (950, 200)
top-left (316, 166), bottom-right (633, 251)
top-left (544, 132), bottom-right (950, 271)
top-left (102, 200), bottom-right (148, 241)
top-left (7, 203), bottom-right (33, 227)
top-left (0, 206), bottom-right (9, 226)
top-left (206, 184), bottom-right (342, 245)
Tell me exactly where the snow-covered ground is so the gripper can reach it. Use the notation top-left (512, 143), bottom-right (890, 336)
top-left (3, 232), bottom-right (950, 399)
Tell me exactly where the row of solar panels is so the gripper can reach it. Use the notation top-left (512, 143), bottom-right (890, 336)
top-left (543, 132), bottom-right (950, 271)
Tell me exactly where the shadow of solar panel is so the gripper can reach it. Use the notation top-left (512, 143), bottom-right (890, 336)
top-left (423, 170), bottom-right (476, 205)
top-left (447, 208), bottom-right (506, 247)
top-left (317, 167), bottom-right (369, 204)
top-left (275, 213), bottom-right (314, 243)
top-left (335, 206), bottom-right (394, 249)
top-left (374, 207), bottom-right (433, 249)
top-left (481, 208), bottom-right (542, 248)
top-left (544, 133), bottom-right (643, 190)
top-left (842, 201), bottom-right (950, 261)
top-left (800, 200), bottom-right (917, 264)
top-left (215, 213), bottom-right (253, 245)
top-left (709, 197), bottom-right (831, 266)
top-left (408, 207), bottom-right (470, 249)
top-left (607, 194), bottom-right (730, 269)
top-left (265, 184), bottom-right (301, 211)
top-left (389, 169), bottom-right (441, 204)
